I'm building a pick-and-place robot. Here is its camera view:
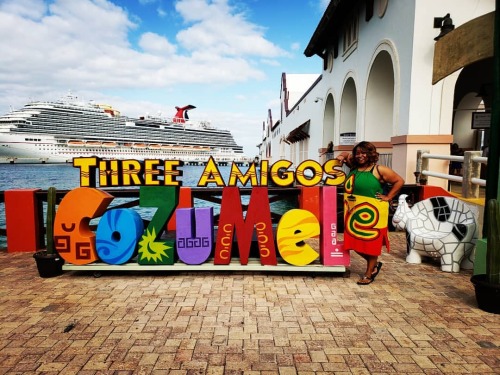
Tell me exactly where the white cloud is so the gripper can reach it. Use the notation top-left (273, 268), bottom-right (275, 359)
top-left (0, 0), bottom-right (47, 20)
top-left (139, 32), bottom-right (177, 55)
top-left (0, 0), bottom-right (304, 155)
top-left (47, 0), bottom-right (135, 45)
top-left (156, 6), bottom-right (167, 18)
top-left (260, 59), bottom-right (280, 67)
top-left (175, 0), bottom-right (287, 58)
top-left (0, 0), bottom-right (282, 96)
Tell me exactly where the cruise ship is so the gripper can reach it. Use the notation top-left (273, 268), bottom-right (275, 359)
top-left (0, 94), bottom-right (250, 164)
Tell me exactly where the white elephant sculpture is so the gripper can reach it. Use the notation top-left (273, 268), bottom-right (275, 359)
top-left (392, 194), bottom-right (478, 272)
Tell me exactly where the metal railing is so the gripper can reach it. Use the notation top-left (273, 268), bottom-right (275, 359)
top-left (415, 150), bottom-right (488, 198)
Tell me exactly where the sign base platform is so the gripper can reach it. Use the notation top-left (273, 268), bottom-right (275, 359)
top-left (62, 258), bottom-right (348, 275)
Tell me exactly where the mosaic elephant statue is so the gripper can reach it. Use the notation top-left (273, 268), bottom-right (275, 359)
top-left (392, 194), bottom-right (478, 272)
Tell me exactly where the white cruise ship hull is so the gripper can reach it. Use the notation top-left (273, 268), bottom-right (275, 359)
top-left (0, 133), bottom-right (248, 165)
top-left (0, 96), bottom-right (250, 165)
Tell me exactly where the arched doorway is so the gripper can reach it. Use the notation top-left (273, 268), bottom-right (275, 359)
top-left (323, 93), bottom-right (335, 148)
top-left (365, 50), bottom-right (395, 141)
top-left (454, 93), bottom-right (486, 150)
top-left (453, 58), bottom-right (493, 152)
top-left (339, 77), bottom-right (357, 145)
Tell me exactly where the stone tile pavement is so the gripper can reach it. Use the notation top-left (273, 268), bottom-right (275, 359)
top-left (0, 232), bottom-right (499, 374)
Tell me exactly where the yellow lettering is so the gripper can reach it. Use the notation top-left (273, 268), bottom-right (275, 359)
top-left (323, 159), bottom-right (346, 186)
top-left (197, 157), bottom-right (225, 187)
top-left (144, 159), bottom-right (161, 185)
top-left (228, 163), bottom-right (258, 186)
top-left (221, 236), bottom-right (232, 247)
top-left (257, 234), bottom-right (268, 243)
top-left (256, 222), bottom-right (266, 231)
top-left (98, 159), bottom-right (120, 187)
top-left (276, 209), bottom-right (320, 266)
top-left (270, 160), bottom-right (294, 187)
top-left (163, 160), bottom-right (182, 186)
top-left (295, 160), bottom-right (323, 187)
top-left (121, 160), bottom-right (143, 185)
top-left (260, 247), bottom-right (270, 257)
top-left (73, 157), bottom-right (98, 187)
top-left (260, 160), bottom-right (269, 186)
top-left (219, 249), bottom-right (229, 260)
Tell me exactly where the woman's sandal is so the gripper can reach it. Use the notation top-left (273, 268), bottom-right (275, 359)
top-left (371, 262), bottom-right (383, 281)
top-left (357, 276), bottom-right (374, 285)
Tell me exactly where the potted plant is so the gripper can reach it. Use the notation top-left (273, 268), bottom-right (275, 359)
top-left (33, 187), bottom-right (65, 277)
top-left (471, 198), bottom-right (500, 314)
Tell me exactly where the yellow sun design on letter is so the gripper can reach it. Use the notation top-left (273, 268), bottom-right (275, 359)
top-left (138, 228), bottom-right (170, 263)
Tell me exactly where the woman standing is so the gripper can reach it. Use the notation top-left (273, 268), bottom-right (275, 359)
top-left (336, 141), bottom-right (404, 285)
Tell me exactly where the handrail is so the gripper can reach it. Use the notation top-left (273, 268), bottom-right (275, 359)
top-left (422, 170), bottom-right (463, 183)
top-left (416, 150), bottom-right (487, 199)
top-left (421, 153), bottom-right (488, 164)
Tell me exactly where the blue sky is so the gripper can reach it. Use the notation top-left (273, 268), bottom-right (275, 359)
top-left (0, 0), bottom-right (328, 156)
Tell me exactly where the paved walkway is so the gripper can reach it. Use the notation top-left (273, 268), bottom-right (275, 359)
top-left (0, 232), bottom-right (499, 374)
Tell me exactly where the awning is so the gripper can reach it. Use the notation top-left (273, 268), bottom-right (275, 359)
top-left (432, 11), bottom-right (494, 84)
top-left (286, 121), bottom-right (310, 143)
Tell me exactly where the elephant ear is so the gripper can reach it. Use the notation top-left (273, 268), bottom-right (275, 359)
top-left (430, 197), bottom-right (451, 222)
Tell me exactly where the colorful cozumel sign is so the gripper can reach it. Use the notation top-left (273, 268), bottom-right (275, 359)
top-left (48, 155), bottom-right (377, 268)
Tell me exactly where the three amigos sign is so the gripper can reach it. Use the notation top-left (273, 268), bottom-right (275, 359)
top-left (26, 156), bottom-right (385, 270)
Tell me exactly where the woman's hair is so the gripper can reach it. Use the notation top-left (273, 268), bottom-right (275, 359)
top-left (351, 141), bottom-right (379, 168)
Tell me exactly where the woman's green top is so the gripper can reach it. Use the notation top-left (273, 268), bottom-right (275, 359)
top-left (347, 164), bottom-right (382, 199)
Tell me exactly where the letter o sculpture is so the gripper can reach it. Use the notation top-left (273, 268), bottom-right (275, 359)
top-left (96, 209), bottom-right (144, 264)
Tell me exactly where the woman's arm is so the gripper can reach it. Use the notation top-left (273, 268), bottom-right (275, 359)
top-left (376, 165), bottom-right (405, 201)
top-left (336, 152), bottom-right (353, 168)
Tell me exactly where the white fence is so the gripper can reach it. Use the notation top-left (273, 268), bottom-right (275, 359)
top-left (415, 150), bottom-right (488, 199)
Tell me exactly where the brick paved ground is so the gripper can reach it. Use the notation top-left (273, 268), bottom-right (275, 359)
top-left (0, 232), bottom-right (499, 374)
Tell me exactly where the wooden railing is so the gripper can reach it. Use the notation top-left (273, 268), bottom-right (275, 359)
top-left (415, 150), bottom-right (488, 199)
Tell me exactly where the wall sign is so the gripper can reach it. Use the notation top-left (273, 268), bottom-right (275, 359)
top-left (471, 112), bottom-right (490, 129)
